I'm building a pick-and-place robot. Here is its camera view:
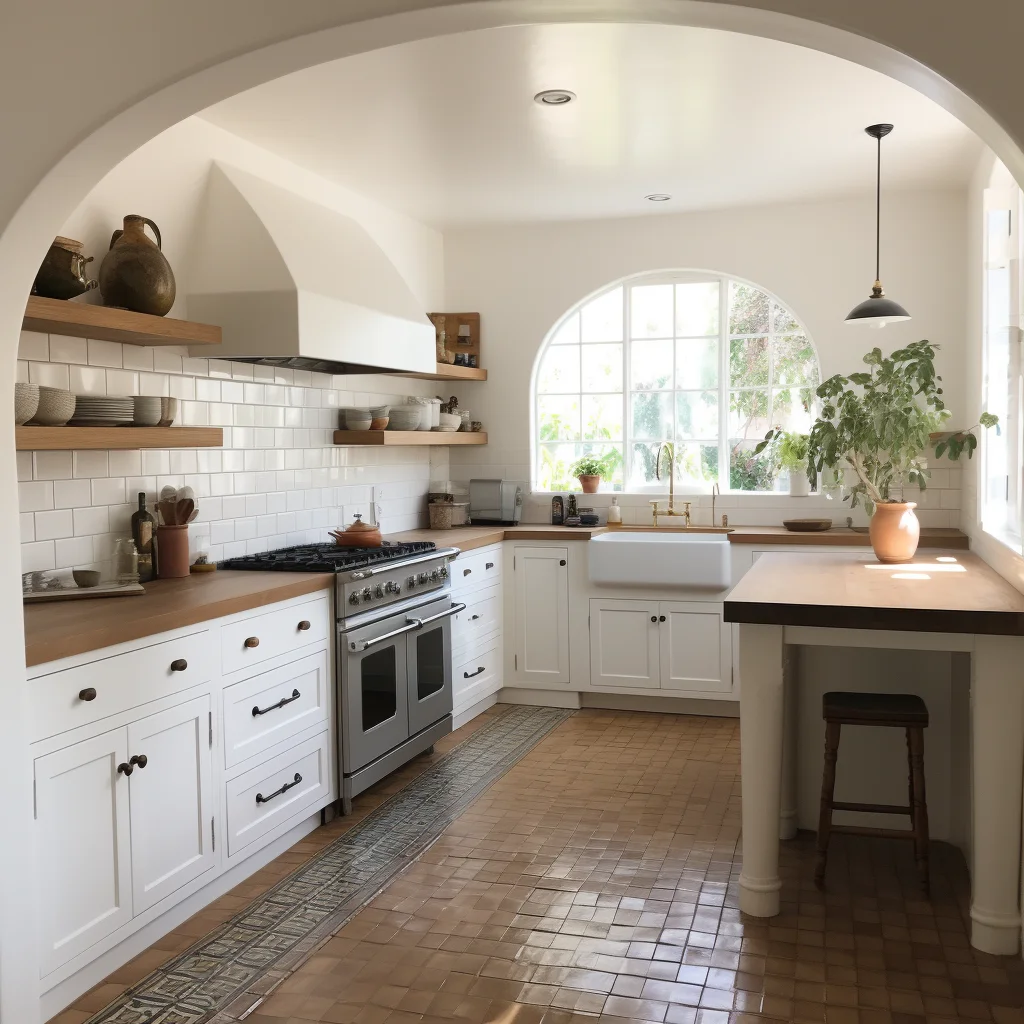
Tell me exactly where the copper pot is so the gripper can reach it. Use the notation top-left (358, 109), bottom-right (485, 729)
top-left (32, 236), bottom-right (97, 300)
top-left (99, 215), bottom-right (176, 316)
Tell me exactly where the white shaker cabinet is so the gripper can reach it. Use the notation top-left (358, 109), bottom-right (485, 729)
top-left (34, 728), bottom-right (133, 978)
top-left (589, 598), bottom-right (732, 695)
top-left (127, 696), bottom-right (215, 914)
top-left (589, 599), bottom-right (661, 689)
top-left (512, 546), bottom-right (570, 684)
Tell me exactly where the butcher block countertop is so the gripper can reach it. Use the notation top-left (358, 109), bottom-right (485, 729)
top-left (725, 550), bottom-right (1024, 635)
top-left (23, 570), bottom-right (333, 668)
top-left (390, 524), bottom-right (968, 553)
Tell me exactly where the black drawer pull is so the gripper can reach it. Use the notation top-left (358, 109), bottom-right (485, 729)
top-left (79, 687), bottom-right (97, 702)
top-left (485, 562), bottom-right (494, 570)
top-left (244, 636), bottom-right (260, 649)
top-left (464, 666), bottom-right (486, 679)
top-left (256, 772), bottom-right (302, 804)
top-left (463, 568), bottom-right (472, 576)
top-left (470, 613), bottom-right (481, 621)
top-left (559, 559), bottom-right (566, 566)
top-left (170, 658), bottom-right (187, 672)
top-left (117, 762), bottom-right (133, 777)
top-left (297, 620), bottom-right (311, 631)
top-left (659, 615), bottom-right (666, 622)
top-left (129, 753), bottom-right (148, 769)
top-left (651, 615), bottom-right (657, 623)
top-left (252, 689), bottom-right (301, 717)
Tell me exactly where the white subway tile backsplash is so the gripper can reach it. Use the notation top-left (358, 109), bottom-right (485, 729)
top-left (73, 505), bottom-right (109, 536)
top-left (19, 331), bottom-right (49, 362)
top-left (153, 350), bottom-right (182, 374)
top-left (48, 335), bottom-right (87, 364)
top-left (17, 451), bottom-right (32, 482)
top-left (138, 372), bottom-right (169, 397)
top-left (73, 450), bottom-right (108, 478)
top-left (121, 345), bottom-right (155, 371)
top-left (141, 450), bottom-right (170, 476)
top-left (170, 375), bottom-right (195, 401)
top-left (105, 369), bottom-right (139, 396)
top-left (20, 512), bottom-right (34, 543)
top-left (35, 509), bottom-right (74, 541)
top-left (87, 338), bottom-right (122, 368)
top-left (29, 361), bottom-right (70, 389)
top-left (54, 536), bottom-right (94, 567)
top-left (22, 541), bottom-right (55, 573)
top-left (54, 479), bottom-right (93, 509)
top-left (69, 364), bottom-right (107, 395)
top-left (33, 451), bottom-right (72, 480)
top-left (108, 450), bottom-right (142, 478)
top-left (91, 477), bottom-right (126, 506)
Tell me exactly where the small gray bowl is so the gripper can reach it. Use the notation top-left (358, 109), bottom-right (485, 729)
top-left (72, 569), bottom-right (101, 588)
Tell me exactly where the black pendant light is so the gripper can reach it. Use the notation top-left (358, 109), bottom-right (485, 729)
top-left (845, 123), bottom-right (911, 327)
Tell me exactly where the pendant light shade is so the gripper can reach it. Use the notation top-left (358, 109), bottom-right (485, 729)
top-left (845, 123), bottom-right (910, 327)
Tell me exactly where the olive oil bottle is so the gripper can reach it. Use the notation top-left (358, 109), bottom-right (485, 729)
top-left (131, 491), bottom-right (156, 582)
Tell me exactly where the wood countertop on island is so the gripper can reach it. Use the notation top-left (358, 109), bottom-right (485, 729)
top-left (24, 570), bottom-right (334, 668)
top-left (724, 550), bottom-right (1024, 635)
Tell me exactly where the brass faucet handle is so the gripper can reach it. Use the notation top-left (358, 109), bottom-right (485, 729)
top-left (682, 501), bottom-right (692, 512)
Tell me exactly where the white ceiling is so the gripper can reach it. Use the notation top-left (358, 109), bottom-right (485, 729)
top-left (202, 23), bottom-right (980, 228)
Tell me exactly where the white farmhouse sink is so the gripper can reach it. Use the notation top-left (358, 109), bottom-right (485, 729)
top-left (588, 532), bottom-right (731, 589)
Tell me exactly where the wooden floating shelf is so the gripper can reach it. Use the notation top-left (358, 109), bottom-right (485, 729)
top-left (394, 363), bottom-right (487, 382)
top-left (333, 430), bottom-right (487, 447)
top-left (16, 426), bottom-right (224, 451)
top-left (23, 296), bottom-right (222, 348)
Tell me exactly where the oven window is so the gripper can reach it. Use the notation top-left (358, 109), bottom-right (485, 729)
top-left (361, 647), bottom-right (398, 730)
top-left (415, 627), bottom-right (445, 701)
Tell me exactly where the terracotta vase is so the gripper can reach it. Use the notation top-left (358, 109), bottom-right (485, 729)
top-left (99, 215), bottom-right (176, 316)
top-left (868, 501), bottom-right (920, 563)
top-left (579, 474), bottom-right (600, 494)
top-left (156, 525), bottom-right (190, 578)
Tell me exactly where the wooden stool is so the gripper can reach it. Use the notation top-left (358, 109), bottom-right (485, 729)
top-left (815, 691), bottom-right (930, 894)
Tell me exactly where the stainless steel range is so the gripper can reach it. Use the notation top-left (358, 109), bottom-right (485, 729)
top-left (222, 541), bottom-right (462, 814)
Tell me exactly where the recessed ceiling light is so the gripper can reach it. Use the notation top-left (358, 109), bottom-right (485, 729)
top-left (645, 194), bottom-right (672, 202)
top-left (534, 89), bottom-right (576, 106)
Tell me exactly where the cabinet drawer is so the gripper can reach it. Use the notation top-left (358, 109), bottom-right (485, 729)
top-left (221, 595), bottom-right (330, 676)
top-left (29, 630), bottom-right (213, 742)
top-left (223, 650), bottom-right (330, 769)
top-left (225, 730), bottom-right (331, 858)
top-left (453, 639), bottom-right (502, 712)
top-left (451, 546), bottom-right (502, 594)
top-left (452, 583), bottom-right (501, 653)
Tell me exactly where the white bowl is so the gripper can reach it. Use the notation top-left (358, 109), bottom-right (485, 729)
top-left (387, 407), bottom-right (422, 431)
top-left (437, 412), bottom-right (461, 431)
top-left (32, 386), bottom-right (76, 426)
top-left (14, 383), bottom-right (39, 425)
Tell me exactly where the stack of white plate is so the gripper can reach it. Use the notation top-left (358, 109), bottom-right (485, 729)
top-left (70, 395), bottom-right (134, 426)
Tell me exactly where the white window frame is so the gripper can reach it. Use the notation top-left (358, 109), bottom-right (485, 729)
top-left (530, 269), bottom-right (819, 494)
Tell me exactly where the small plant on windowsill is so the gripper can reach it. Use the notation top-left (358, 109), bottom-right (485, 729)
top-left (570, 454), bottom-right (611, 494)
top-left (754, 430), bottom-right (811, 496)
top-left (790, 339), bottom-right (997, 563)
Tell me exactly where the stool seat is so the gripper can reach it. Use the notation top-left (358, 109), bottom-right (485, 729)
top-left (815, 690), bottom-right (930, 895)
top-left (823, 691), bottom-right (928, 727)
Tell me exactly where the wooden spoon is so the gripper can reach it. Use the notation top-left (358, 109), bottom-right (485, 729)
top-left (175, 498), bottom-right (195, 526)
top-left (157, 499), bottom-right (178, 525)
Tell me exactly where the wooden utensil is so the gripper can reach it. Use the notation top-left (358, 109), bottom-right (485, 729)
top-left (175, 498), bottom-right (195, 525)
top-left (157, 498), bottom-right (178, 525)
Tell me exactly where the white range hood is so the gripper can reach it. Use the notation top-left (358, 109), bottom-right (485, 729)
top-left (187, 163), bottom-right (436, 375)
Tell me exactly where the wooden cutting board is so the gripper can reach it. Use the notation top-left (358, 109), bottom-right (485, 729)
top-left (23, 582), bottom-right (146, 603)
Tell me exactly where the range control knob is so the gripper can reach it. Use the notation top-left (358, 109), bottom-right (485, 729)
top-left (418, 572), bottom-right (429, 583)
top-left (406, 575), bottom-right (416, 587)
top-left (385, 581), bottom-right (401, 594)
top-left (374, 584), bottom-right (385, 598)
top-left (430, 570), bottom-right (440, 582)
top-left (361, 587), bottom-right (372, 600)
top-left (349, 592), bottom-right (361, 606)
top-left (439, 566), bottom-right (449, 579)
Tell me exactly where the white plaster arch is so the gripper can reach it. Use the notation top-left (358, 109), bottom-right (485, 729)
top-left (3, 3), bottom-right (1024, 1019)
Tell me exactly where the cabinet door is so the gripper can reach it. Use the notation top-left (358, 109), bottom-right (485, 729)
top-left (660, 602), bottom-right (732, 693)
top-left (35, 728), bottom-right (132, 976)
top-left (127, 696), bottom-right (215, 914)
top-left (513, 546), bottom-right (570, 684)
top-left (590, 599), bottom-right (661, 689)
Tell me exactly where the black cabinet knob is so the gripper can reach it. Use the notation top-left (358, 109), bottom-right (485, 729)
top-left (244, 637), bottom-right (260, 649)
top-left (297, 620), bottom-right (311, 631)
top-left (129, 753), bottom-right (148, 769)
top-left (651, 616), bottom-right (657, 623)
top-left (117, 762), bottom-right (133, 777)
top-left (78, 687), bottom-right (97, 702)
top-left (559, 559), bottom-right (567, 566)
top-left (170, 659), bottom-right (187, 672)
top-left (659, 615), bottom-right (666, 622)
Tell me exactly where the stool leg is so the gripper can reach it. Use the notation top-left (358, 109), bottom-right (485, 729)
top-left (907, 726), bottom-right (930, 895)
top-left (815, 721), bottom-right (841, 888)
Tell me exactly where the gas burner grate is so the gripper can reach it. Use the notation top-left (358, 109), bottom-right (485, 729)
top-left (220, 540), bottom-right (437, 573)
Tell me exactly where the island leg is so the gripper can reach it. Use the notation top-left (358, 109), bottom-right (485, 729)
top-left (971, 634), bottom-right (1024, 955)
top-left (780, 644), bottom-right (800, 841)
top-left (739, 623), bottom-right (786, 917)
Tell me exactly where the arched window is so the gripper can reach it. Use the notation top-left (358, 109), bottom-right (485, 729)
top-left (533, 271), bottom-right (820, 492)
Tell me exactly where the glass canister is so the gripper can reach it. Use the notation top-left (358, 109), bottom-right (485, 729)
top-left (113, 537), bottom-right (139, 584)
top-left (458, 410), bottom-right (472, 431)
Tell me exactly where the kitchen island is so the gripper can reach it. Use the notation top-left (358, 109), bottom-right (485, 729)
top-left (725, 550), bottom-right (1024, 955)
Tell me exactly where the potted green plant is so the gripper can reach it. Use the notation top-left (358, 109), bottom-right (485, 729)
top-left (756, 430), bottom-right (811, 495)
top-left (570, 454), bottom-right (608, 494)
top-left (787, 340), bottom-right (996, 562)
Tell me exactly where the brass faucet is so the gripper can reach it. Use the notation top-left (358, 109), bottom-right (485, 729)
top-left (649, 442), bottom-right (691, 527)
top-left (711, 481), bottom-right (720, 528)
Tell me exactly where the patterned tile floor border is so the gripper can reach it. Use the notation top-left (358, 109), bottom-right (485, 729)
top-left (84, 705), bottom-right (575, 1024)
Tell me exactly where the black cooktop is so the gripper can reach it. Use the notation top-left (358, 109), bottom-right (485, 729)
top-left (221, 541), bottom-right (436, 573)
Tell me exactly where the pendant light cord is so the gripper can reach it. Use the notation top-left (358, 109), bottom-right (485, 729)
top-left (875, 132), bottom-right (881, 283)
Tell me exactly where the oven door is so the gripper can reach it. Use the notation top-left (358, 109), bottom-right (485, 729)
top-left (407, 596), bottom-right (463, 735)
top-left (340, 609), bottom-right (414, 775)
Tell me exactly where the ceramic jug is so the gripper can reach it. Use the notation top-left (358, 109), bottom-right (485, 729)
top-left (99, 215), bottom-right (176, 316)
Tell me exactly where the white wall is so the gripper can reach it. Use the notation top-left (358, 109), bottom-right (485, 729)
top-left (444, 190), bottom-right (969, 524)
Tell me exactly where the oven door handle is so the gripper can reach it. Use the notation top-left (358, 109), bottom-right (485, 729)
top-left (349, 548), bottom-right (460, 580)
top-left (407, 602), bottom-right (467, 630)
top-left (350, 619), bottom-right (422, 652)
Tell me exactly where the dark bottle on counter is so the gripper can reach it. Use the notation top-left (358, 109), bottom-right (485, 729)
top-left (551, 495), bottom-right (564, 525)
top-left (567, 494), bottom-right (578, 519)
top-left (131, 492), bottom-right (156, 582)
